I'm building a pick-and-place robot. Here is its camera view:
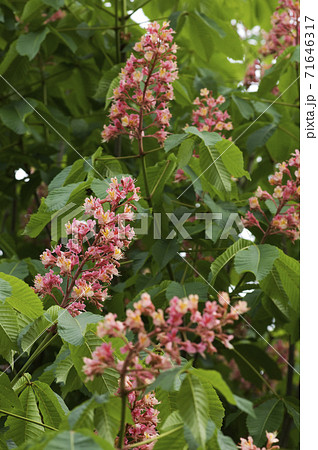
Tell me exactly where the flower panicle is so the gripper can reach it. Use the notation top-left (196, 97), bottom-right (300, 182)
top-left (242, 150), bottom-right (300, 242)
top-left (101, 21), bottom-right (178, 146)
top-left (82, 291), bottom-right (249, 383)
top-left (32, 176), bottom-right (140, 315)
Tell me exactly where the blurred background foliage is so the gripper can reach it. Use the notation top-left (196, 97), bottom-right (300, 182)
top-left (0, 1), bottom-right (299, 447)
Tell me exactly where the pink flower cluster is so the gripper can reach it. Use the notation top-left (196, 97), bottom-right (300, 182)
top-left (117, 377), bottom-right (159, 449)
top-left (192, 88), bottom-right (233, 134)
top-left (83, 291), bottom-right (249, 384)
top-left (174, 90), bottom-right (233, 182)
top-left (101, 21), bottom-right (178, 146)
top-left (238, 431), bottom-right (279, 450)
top-left (32, 177), bottom-right (140, 316)
top-left (242, 150), bottom-right (300, 242)
top-left (260, 0), bottom-right (300, 58)
top-left (243, 0), bottom-right (299, 90)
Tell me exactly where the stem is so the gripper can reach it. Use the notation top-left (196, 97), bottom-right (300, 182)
top-left (11, 333), bottom-right (56, 386)
top-left (118, 386), bottom-right (127, 448)
top-left (167, 263), bottom-right (175, 281)
top-left (0, 409), bottom-right (57, 431)
top-left (140, 153), bottom-right (152, 207)
top-left (127, 425), bottom-right (183, 448)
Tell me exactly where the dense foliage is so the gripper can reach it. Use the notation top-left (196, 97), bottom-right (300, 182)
top-left (0, 0), bottom-right (300, 449)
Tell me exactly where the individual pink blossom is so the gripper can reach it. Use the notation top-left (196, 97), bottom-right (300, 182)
top-left (101, 21), bottom-right (178, 146)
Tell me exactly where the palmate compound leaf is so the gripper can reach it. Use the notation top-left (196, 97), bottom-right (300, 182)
top-left (246, 398), bottom-right (284, 447)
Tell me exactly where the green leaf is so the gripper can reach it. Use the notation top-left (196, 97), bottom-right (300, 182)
top-left (16, 28), bottom-right (50, 61)
top-left (177, 137), bottom-right (195, 167)
top-left (214, 139), bottom-right (250, 179)
top-left (0, 372), bottom-right (21, 413)
top-left (151, 239), bottom-right (178, 271)
top-left (18, 315), bottom-right (52, 355)
top-left (259, 251), bottom-right (299, 315)
top-left (233, 395), bottom-right (256, 418)
top-left (232, 96), bottom-right (254, 120)
top-left (43, 0), bottom-right (64, 9)
top-left (146, 366), bottom-right (186, 393)
top-left (177, 373), bottom-right (209, 447)
top-left (30, 429), bottom-right (113, 449)
top-left (246, 124), bottom-right (277, 152)
top-left (173, 79), bottom-right (192, 106)
top-left (0, 273), bottom-right (43, 319)
top-left (58, 311), bottom-right (102, 346)
top-left (234, 343), bottom-right (282, 382)
top-left (191, 368), bottom-right (235, 405)
top-left (210, 239), bottom-right (253, 284)
top-left (21, 0), bottom-right (43, 22)
top-left (105, 76), bottom-right (120, 110)
top-left (0, 260), bottom-right (29, 280)
top-left (45, 183), bottom-right (83, 212)
top-left (284, 398), bottom-right (300, 430)
top-left (274, 252), bottom-right (300, 312)
top-left (23, 197), bottom-right (52, 238)
top-left (234, 245), bottom-right (279, 281)
top-left (155, 412), bottom-right (185, 450)
top-left (5, 385), bottom-right (44, 445)
top-left (164, 133), bottom-right (187, 152)
top-left (185, 126), bottom-right (222, 147)
top-left (33, 381), bottom-right (66, 428)
top-left (0, 100), bottom-right (35, 134)
top-left (198, 140), bottom-right (231, 192)
top-left (94, 397), bottom-right (123, 443)
top-left (246, 398), bottom-right (284, 447)
top-left (65, 396), bottom-right (104, 430)
top-left (0, 278), bottom-right (11, 301)
top-left (191, 372), bottom-right (225, 430)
